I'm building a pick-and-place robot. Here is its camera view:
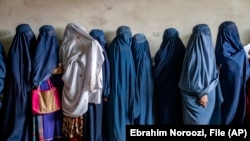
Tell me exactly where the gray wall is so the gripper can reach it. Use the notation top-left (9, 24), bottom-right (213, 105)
top-left (1, 0), bottom-right (250, 57)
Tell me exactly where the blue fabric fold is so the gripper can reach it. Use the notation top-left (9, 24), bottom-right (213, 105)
top-left (0, 42), bottom-right (6, 110)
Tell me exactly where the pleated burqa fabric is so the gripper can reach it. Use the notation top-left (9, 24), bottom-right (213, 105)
top-left (215, 21), bottom-right (250, 124)
top-left (131, 33), bottom-right (154, 125)
top-left (31, 25), bottom-right (59, 86)
top-left (0, 42), bottom-right (6, 110)
top-left (0, 24), bottom-right (36, 141)
top-left (178, 24), bottom-right (223, 125)
top-left (246, 64), bottom-right (250, 124)
top-left (106, 26), bottom-right (140, 141)
top-left (31, 25), bottom-right (62, 141)
top-left (0, 42), bottom-right (7, 138)
top-left (153, 28), bottom-right (185, 124)
top-left (86, 29), bottom-right (110, 141)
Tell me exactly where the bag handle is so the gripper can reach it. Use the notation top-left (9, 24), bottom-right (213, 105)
top-left (47, 79), bottom-right (54, 88)
top-left (37, 84), bottom-right (41, 91)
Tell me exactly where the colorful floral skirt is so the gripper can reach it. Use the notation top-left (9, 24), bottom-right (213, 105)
top-left (62, 115), bottom-right (85, 139)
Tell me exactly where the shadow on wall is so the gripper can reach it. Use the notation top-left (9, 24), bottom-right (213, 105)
top-left (243, 29), bottom-right (250, 46)
top-left (0, 29), bottom-right (13, 56)
top-left (55, 27), bottom-right (65, 46)
top-left (182, 33), bottom-right (191, 48)
top-left (104, 30), bottom-right (116, 46)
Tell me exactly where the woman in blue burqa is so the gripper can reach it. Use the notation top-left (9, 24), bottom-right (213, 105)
top-left (154, 28), bottom-right (185, 124)
top-left (0, 24), bottom-right (37, 141)
top-left (131, 33), bottom-right (154, 125)
top-left (178, 24), bottom-right (223, 124)
top-left (86, 29), bottom-right (110, 141)
top-left (31, 25), bottom-right (63, 141)
top-left (106, 26), bottom-right (140, 141)
top-left (215, 21), bottom-right (250, 124)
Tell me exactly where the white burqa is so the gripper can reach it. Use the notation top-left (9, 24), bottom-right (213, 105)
top-left (59, 23), bottom-right (104, 117)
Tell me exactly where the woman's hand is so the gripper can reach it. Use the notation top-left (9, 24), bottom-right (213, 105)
top-left (199, 95), bottom-right (208, 108)
top-left (52, 66), bottom-right (63, 75)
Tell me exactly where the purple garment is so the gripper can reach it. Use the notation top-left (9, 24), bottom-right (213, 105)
top-left (39, 81), bottom-right (62, 141)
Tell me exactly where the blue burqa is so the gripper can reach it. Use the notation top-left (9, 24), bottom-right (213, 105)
top-left (1, 24), bottom-right (36, 141)
top-left (153, 28), bottom-right (185, 124)
top-left (0, 42), bottom-right (6, 110)
top-left (87, 29), bottom-right (110, 141)
top-left (178, 24), bottom-right (223, 125)
top-left (215, 21), bottom-right (250, 124)
top-left (31, 25), bottom-right (62, 140)
top-left (106, 26), bottom-right (140, 141)
top-left (0, 42), bottom-right (6, 140)
top-left (131, 33), bottom-right (154, 125)
top-left (31, 25), bottom-right (59, 86)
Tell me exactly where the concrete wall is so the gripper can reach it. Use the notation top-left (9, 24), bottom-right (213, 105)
top-left (0, 0), bottom-right (250, 57)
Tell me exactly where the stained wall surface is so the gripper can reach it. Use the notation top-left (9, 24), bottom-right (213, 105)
top-left (0, 0), bottom-right (250, 57)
